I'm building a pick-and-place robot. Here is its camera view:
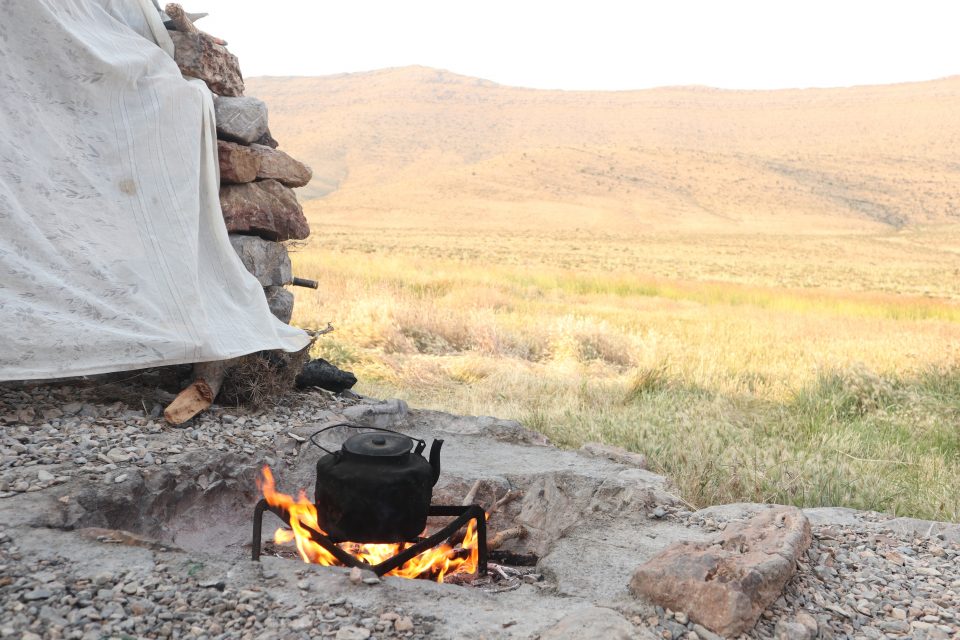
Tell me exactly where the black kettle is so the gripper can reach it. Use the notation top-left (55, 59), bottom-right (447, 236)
top-left (310, 424), bottom-right (442, 543)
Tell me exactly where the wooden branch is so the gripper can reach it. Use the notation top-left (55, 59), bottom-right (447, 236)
top-left (487, 526), bottom-right (527, 551)
top-left (310, 323), bottom-right (335, 337)
top-left (487, 490), bottom-right (522, 518)
top-left (164, 4), bottom-right (199, 34)
top-left (461, 479), bottom-right (482, 506)
top-left (163, 359), bottom-right (233, 425)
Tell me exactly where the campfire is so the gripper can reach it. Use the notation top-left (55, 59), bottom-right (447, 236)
top-left (251, 424), bottom-right (493, 583)
top-left (257, 466), bottom-right (482, 582)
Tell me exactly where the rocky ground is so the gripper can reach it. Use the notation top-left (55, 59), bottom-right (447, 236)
top-left (1, 377), bottom-right (959, 639)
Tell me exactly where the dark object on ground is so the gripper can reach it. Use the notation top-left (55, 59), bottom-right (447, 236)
top-left (296, 358), bottom-right (357, 392)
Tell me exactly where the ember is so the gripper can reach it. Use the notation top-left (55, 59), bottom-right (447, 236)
top-left (256, 466), bottom-right (482, 583)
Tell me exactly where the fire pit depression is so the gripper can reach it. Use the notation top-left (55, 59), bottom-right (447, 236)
top-left (254, 466), bottom-right (485, 583)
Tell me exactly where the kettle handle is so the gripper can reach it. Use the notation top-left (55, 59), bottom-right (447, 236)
top-left (429, 439), bottom-right (444, 486)
top-left (309, 422), bottom-right (427, 455)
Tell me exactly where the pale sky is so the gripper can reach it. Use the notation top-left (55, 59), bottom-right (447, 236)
top-left (197, 0), bottom-right (960, 91)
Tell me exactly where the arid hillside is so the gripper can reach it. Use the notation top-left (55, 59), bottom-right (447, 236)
top-left (248, 67), bottom-right (960, 233)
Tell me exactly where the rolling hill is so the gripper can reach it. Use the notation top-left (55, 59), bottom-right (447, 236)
top-left (247, 67), bottom-right (960, 233)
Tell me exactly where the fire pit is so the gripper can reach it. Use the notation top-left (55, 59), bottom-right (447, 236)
top-left (251, 424), bottom-right (488, 582)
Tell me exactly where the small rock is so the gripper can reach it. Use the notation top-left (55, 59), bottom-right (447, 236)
top-left (794, 611), bottom-right (818, 635)
top-left (22, 588), bottom-right (52, 601)
top-left (335, 627), bottom-right (371, 640)
top-left (394, 616), bottom-right (415, 632)
top-left (37, 469), bottom-right (54, 482)
top-left (114, 474), bottom-right (128, 483)
top-left (774, 621), bottom-right (810, 639)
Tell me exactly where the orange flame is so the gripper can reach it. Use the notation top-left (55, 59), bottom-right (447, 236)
top-left (257, 466), bottom-right (479, 582)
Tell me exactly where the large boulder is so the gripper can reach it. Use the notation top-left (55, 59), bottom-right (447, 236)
top-left (213, 96), bottom-right (268, 144)
top-left (217, 141), bottom-right (260, 184)
top-left (168, 30), bottom-right (243, 97)
top-left (228, 235), bottom-right (291, 287)
top-left (251, 144), bottom-right (312, 188)
top-left (220, 180), bottom-right (309, 241)
top-left (629, 506), bottom-right (812, 638)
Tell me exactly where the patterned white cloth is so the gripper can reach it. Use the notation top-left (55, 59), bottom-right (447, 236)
top-left (0, 0), bottom-right (309, 380)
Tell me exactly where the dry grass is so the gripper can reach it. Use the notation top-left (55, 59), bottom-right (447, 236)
top-left (289, 225), bottom-right (960, 522)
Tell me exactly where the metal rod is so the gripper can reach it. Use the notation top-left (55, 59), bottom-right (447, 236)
top-left (291, 277), bottom-right (318, 289)
top-left (252, 502), bottom-right (488, 578)
top-left (372, 509), bottom-right (477, 576)
top-left (252, 498), bottom-right (268, 561)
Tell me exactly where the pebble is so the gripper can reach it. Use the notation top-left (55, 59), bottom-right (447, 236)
top-left (394, 616), bottom-right (414, 632)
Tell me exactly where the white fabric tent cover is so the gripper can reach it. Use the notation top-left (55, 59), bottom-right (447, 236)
top-left (0, 0), bottom-right (310, 381)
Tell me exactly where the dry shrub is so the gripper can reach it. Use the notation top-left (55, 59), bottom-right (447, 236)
top-left (796, 364), bottom-right (899, 420)
top-left (219, 340), bottom-right (314, 408)
top-left (623, 361), bottom-right (670, 402)
top-left (546, 315), bottom-right (637, 366)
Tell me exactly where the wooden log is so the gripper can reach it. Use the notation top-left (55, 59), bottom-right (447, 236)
top-left (461, 479), bottom-right (482, 506)
top-left (487, 526), bottom-right (527, 551)
top-left (164, 3), bottom-right (199, 34)
top-left (487, 490), bottom-right (522, 518)
top-left (163, 359), bottom-right (233, 425)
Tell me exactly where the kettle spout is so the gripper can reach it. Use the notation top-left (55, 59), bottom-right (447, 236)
top-left (429, 439), bottom-right (444, 486)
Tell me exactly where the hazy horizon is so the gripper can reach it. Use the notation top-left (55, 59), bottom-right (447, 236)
top-left (198, 0), bottom-right (960, 92)
top-left (245, 63), bottom-right (960, 93)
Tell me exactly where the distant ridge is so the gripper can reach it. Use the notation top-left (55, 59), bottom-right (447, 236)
top-left (249, 67), bottom-right (960, 232)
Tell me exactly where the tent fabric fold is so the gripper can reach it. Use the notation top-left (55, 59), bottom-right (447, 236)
top-left (0, 0), bottom-right (310, 381)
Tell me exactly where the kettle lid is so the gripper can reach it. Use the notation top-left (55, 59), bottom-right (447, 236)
top-left (342, 431), bottom-right (412, 459)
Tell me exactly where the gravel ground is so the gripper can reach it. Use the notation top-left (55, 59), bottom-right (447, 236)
top-left (0, 522), bottom-right (433, 639)
top-left (2, 378), bottom-right (959, 639)
top-left (0, 376), bottom-right (359, 498)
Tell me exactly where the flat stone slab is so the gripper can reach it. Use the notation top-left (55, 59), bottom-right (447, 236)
top-left (221, 180), bottom-right (309, 241)
top-left (214, 96), bottom-right (268, 144)
top-left (251, 143), bottom-right (312, 187)
top-left (630, 505), bottom-right (812, 637)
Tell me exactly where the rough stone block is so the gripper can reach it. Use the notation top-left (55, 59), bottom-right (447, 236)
top-left (629, 506), bottom-right (812, 638)
top-left (220, 180), bottom-right (309, 241)
top-left (228, 235), bottom-right (291, 287)
top-left (168, 30), bottom-right (243, 97)
top-left (264, 286), bottom-right (294, 324)
top-left (214, 96), bottom-right (268, 144)
top-left (217, 141), bottom-right (260, 184)
top-left (251, 144), bottom-right (312, 188)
